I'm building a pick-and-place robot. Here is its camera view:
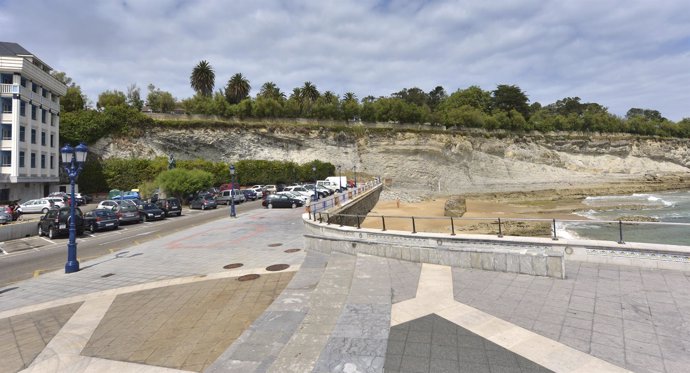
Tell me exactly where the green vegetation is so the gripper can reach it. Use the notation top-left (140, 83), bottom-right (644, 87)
top-left (77, 157), bottom-right (335, 194)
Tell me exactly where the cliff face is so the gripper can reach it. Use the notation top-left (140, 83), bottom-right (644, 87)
top-left (91, 126), bottom-right (690, 194)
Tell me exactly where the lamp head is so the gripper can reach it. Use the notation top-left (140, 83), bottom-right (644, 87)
top-left (229, 164), bottom-right (235, 175)
top-left (60, 144), bottom-right (73, 165)
top-left (74, 143), bottom-right (88, 164)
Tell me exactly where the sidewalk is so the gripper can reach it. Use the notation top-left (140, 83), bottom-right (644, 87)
top-left (1, 206), bottom-right (688, 372)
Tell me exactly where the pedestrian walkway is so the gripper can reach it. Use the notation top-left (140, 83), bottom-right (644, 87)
top-left (1, 206), bottom-right (688, 372)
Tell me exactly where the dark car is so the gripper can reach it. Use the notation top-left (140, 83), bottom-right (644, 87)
top-left (190, 195), bottom-right (218, 210)
top-left (242, 189), bottom-right (258, 201)
top-left (156, 197), bottom-right (182, 217)
top-left (262, 194), bottom-right (305, 209)
top-left (138, 203), bottom-right (166, 222)
top-left (113, 202), bottom-right (141, 224)
top-left (37, 207), bottom-right (84, 239)
top-left (83, 209), bottom-right (119, 232)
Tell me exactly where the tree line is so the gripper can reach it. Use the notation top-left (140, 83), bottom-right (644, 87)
top-left (53, 61), bottom-right (690, 139)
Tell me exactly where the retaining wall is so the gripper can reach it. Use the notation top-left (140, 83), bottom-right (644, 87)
top-left (0, 221), bottom-right (37, 242)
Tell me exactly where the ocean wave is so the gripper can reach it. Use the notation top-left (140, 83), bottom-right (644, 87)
top-left (573, 209), bottom-right (598, 219)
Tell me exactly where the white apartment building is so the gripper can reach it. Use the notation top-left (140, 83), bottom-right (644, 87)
top-left (0, 42), bottom-right (66, 202)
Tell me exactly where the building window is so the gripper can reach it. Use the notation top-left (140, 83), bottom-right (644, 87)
top-left (0, 189), bottom-right (9, 201)
top-left (1, 124), bottom-right (11, 140)
top-left (1, 98), bottom-right (11, 113)
top-left (41, 154), bottom-right (46, 168)
top-left (50, 134), bottom-right (54, 147)
top-left (41, 131), bottom-right (46, 146)
top-left (31, 129), bottom-right (36, 144)
top-left (19, 126), bottom-right (25, 142)
top-left (41, 109), bottom-right (46, 123)
top-left (20, 101), bottom-right (26, 116)
top-left (31, 153), bottom-right (36, 168)
top-left (31, 105), bottom-right (37, 120)
top-left (0, 74), bottom-right (12, 84)
top-left (20, 77), bottom-right (26, 87)
top-left (42, 89), bottom-right (48, 98)
top-left (1, 151), bottom-right (11, 167)
top-left (32, 83), bottom-right (38, 93)
top-left (50, 155), bottom-right (54, 169)
top-left (19, 151), bottom-right (25, 167)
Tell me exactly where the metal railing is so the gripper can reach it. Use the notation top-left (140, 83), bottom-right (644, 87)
top-left (310, 213), bottom-right (690, 247)
top-left (308, 181), bottom-right (380, 215)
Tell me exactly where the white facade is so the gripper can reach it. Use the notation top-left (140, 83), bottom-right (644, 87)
top-left (0, 42), bottom-right (67, 202)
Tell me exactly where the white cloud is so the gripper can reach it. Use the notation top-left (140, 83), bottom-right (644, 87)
top-left (2, 0), bottom-right (689, 120)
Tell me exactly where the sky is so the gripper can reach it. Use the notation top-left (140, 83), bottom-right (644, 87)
top-left (1, 0), bottom-right (689, 121)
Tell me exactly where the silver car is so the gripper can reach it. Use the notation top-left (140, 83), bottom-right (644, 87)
top-left (17, 199), bottom-right (54, 214)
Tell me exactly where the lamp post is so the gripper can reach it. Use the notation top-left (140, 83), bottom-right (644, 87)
top-left (353, 165), bottom-right (357, 188)
top-left (312, 165), bottom-right (318, 201)
top-left (337, 165), bottom-right (342, 192)
top-left (60, 143), bottom-right (88, 274)
top-left (229, 164), bottom-right (236, 218)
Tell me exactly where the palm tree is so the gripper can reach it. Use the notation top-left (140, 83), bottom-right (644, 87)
top-left (301, 82), bottom-right (320, 104)
top-left (259, 82), bottom-right (285, 101)
top-left (224, 73), bottom-right (251, 104)
top-left (322, 91), bottom-right (339, 104)
top-left (190, 60), bottom-right (215, 97)
top-left (343, 92), bottom-right (357, 102)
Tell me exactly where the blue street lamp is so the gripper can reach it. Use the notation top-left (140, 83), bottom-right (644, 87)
top-left (60, 143), bottom-right (88, 273)
top-left (229, 164), bottom-right (236, 218)
top-left (353, 165), bottom-right (357, 188)
top-left (312, 165), bottom-right (318, 201)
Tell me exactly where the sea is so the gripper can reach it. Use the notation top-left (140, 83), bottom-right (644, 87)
top-left (560, 189), bottom-right (690, 246)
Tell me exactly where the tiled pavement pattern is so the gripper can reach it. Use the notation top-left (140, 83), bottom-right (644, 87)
top-left (452, 261), bottom-right (690, 373)
top-left (389, 259), bottom-right (422, 303)
top-left (0, 302), bottom-right (82, 372)
top-left (82, 272), bottom-right (293, 372)
top-left (384, 313), bottom-right (554, 373)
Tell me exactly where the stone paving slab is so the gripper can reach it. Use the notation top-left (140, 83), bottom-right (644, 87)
top-left (0, 302), bottom-right (82, 372)
top-left (452, 261), bottom-right (690, 373)
top-left (83, 271), bottom-right (293, 372)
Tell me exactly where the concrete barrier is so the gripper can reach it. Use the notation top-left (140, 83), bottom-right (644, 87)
top-left (0, 221), bottom-right (37, 242)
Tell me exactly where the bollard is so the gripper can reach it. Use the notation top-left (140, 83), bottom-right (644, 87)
top-left (618, 220), bottom-right (625, 244)
top-left (411, 217), bottom-right (417, 234)
top-left (356, 215), bottom-right (361, 229)
top-left (450, 217), bottom-right (456, 236)
top-left (497, 218), bottom-right (503, 238)
top-left (552, 219), bottom-right (558, 241)
top-left (381, 216), bottom-right (386, 231)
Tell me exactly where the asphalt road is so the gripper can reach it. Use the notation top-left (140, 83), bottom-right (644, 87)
top-left (0, 200), bottom-right (264, 287)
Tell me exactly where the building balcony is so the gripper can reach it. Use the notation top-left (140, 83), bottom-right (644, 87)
top-left (0, 84), bottom-right (20, 95)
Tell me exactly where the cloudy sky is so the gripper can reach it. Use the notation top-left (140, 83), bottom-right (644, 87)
top-left (2, 0), bottom-right (689, 120)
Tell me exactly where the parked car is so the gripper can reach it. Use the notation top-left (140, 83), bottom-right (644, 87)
top-left (262, 194), bottom-right (305, 209)
top-left (83, 209), bottom-right (119, 232)
top-left (46, 196), bottom-right (67, 209)
top-left (17, 199), bottom-right (54, 214)
top-left (283, 186), bottom-right (314, 199)
top-left (138, 203), bottom-right (166, 222)
top-left (74, 193), bottom-right (86, 205)
top-left (216, 189), bottom-right (246, 205)
top-left (97, 200), bottom-right (121, 210)
top-left (189, 195), bottom-right (218, 210)
top-left (264, 185), bottom-right (277, 193)
top-left (37, 207), bottom-right (84, 239)
top-left (156, 197), bottom-right (182, 217)
top-left (249, 187), bottom-right (264, 198)
top-left (242, 189), bottom-right (258, 201)
top-left (0, 210), bottom-right (12, 224)
top-left (276, 191), bottom-right (309, 204)
top-left (113, 203), bottom-right (141, 224)
top-left (303, 184), bottom-right (329, 198)
top-left (111, 191), bottom-right (141, 200)
top-left (0, 203), bottom-right (21, 221)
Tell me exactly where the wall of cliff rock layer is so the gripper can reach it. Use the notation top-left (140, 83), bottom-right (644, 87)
top-left (91, 126), bottom-right (690, 194)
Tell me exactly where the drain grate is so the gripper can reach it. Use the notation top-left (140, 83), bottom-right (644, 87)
top-left (238, 274), bottom-right (260, 281)
top-left (223, 263), bottom-right (244, 269)
top-left (284, 249), bottom-right (301, 253)
top-left (101, 273), bottom-right (115, 278)
top-left (268, 243), bottom-right (283, 247)
top-left (266, 264), bottom-right (290, 272)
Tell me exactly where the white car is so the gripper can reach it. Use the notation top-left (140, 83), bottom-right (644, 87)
top-left (17, 199), bottom-right (54, 214)
top-left (97, 200), bottom-right (122, 210)
top-left (250, 187), bottom-right (264, 198)
top-left (276, 191), bottom-right (309, 203)
top-left (264, 185), bottom-right (277, 193)
top-left (283, 186), bottom-right (314, 199)
top-left (45, 197), bottom-right (67, 209)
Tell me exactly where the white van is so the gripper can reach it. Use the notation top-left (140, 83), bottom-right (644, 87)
top-left (216, 189), bottom-right (245, 205)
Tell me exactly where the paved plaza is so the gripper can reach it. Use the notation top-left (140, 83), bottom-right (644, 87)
top-left (0, 206), bottom-right (689, 372)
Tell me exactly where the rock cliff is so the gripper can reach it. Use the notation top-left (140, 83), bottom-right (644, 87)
top-left (91, 124), bottom-right (690, 194)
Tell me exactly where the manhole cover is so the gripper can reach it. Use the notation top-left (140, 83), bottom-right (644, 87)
top-left (101, 273), bottom-right (115, 278)
top-left (223, 263), bottom-right (244, 269)
top-left (266, 264), bottom-right (290, 271)
top-left (284, 249), bottom-right (301, 253)
top-left (238, 274), bottom-right (260, 281)
top-left (268, 243), bottom-right (283, 247)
